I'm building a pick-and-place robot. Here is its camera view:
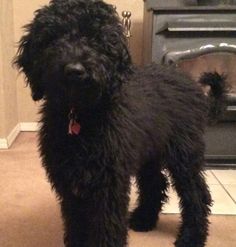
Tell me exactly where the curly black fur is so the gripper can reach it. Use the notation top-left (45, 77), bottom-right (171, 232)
top-left (198, 72), bottom-right (228, 123)
top-left (14, 1), bottom-right (228, 247)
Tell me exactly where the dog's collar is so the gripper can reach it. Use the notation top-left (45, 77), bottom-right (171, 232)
top-left (68, 108), bottom-right (81, 135)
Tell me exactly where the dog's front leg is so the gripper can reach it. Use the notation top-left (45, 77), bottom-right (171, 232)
top-left (60, 194), bottom-right (89, 247)
top-left (84, 171), bottom-right (130, 247)
top-left (59, 163), bottom-right (130, 247)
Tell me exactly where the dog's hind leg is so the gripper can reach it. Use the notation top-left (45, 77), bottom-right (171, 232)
top-left (166, 143), bottom-right (212, 247)
top-left (129, 160), bottom-right (169, 232)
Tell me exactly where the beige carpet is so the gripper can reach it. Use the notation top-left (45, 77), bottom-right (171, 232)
top-left (0, 132), bottom-right (236, 247)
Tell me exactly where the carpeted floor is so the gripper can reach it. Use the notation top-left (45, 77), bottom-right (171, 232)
top-left (0, 132), bottom-right (236, 247)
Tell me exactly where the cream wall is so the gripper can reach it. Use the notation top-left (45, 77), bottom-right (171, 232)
top-left (0, 0), bottom-right (144, 139)
top-left (0, 0), bottom-right (18, 138)
top-left (0, 16), bottom-right (4, 137)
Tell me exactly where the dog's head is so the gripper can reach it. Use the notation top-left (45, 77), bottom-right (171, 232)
top-left (14, 0), bottom-right (131, 109)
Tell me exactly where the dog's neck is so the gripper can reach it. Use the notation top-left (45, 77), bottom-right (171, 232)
top-left (68, 92), bottom-right (114, 131)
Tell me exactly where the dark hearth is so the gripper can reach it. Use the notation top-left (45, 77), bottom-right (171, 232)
top-left (143, 0), bottom-right (236, 166)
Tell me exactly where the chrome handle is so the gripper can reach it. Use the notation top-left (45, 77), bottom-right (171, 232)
top-left (122, 11), bottom-right (132, 45)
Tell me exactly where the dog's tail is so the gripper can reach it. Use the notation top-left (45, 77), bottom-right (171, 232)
top-left (198, 72), bottom-right (229, 123)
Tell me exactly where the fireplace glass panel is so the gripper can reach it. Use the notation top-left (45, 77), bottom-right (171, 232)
top-left (176, 53), bottom-right (236, 164)
top-left (177, 52), bottom-right (236, 94)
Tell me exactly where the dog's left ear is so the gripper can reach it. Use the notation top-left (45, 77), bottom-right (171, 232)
top-left (13, 24), bottom-right (45, 101)
top-left (101, 26), bottom-right (132, 71)
top-left (118, 37), bottom-right (132, 70)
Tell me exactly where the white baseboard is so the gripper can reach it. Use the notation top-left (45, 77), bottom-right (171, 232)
top-left (0, 124), bottom-right (21, 149)
top-left (0, 122), bottom-right (39, 149)
top-left (20, 122), bottom-right (39, 131)
top-left (7, 123), bottom-right (21, 147)
top-left (0, 138), bottom-right (8, 149)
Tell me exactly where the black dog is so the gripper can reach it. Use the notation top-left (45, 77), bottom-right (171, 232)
top-left (14, 0), bottom-right (227, 246)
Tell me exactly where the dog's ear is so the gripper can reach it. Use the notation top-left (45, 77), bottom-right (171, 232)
top-left (14, 24), bottom-right (45, 101)
top-left (93, 2), bottom-right (132, 70)
top-left (101, 26), bottom-right (132, 71)
top-left (118, 35), bottom-right (132, 71)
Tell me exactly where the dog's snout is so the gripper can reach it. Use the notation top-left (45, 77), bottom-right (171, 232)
top-left (64, 63), bottom-right (86, 78)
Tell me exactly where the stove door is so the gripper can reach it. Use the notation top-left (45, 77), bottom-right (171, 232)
top-left (177, 53), bottom-right (236, 166)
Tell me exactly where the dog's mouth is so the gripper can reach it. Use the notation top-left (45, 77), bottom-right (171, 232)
top-left (66, 79), bottom-right (104, 136)
top-left (68, 108), bottom-right (81, 135)
top-left (67, 77), bottom-right (103, 103)
top-left (66, 76), bottom-right (92, 90)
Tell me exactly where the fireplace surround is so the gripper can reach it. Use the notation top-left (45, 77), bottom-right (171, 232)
top-left (143, 0), bottom-right (236, 166)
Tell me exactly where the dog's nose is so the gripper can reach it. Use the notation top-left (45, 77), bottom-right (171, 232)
top-left (64, 63), bottom-right (86, 78)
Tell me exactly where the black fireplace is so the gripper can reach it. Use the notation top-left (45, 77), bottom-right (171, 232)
top-left (143, 0), bottom-right (236, 166)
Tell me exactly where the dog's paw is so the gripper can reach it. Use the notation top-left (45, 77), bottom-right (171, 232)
top-left (129, 208), bottom-right (157, 232)
top-left (175, 239), bottom-right (203, 247)
top-left (174, 229), bottom-right (206, 247)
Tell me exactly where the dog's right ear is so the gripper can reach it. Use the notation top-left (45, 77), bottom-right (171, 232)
top-left (13, 24), bottom-right (45, 101)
